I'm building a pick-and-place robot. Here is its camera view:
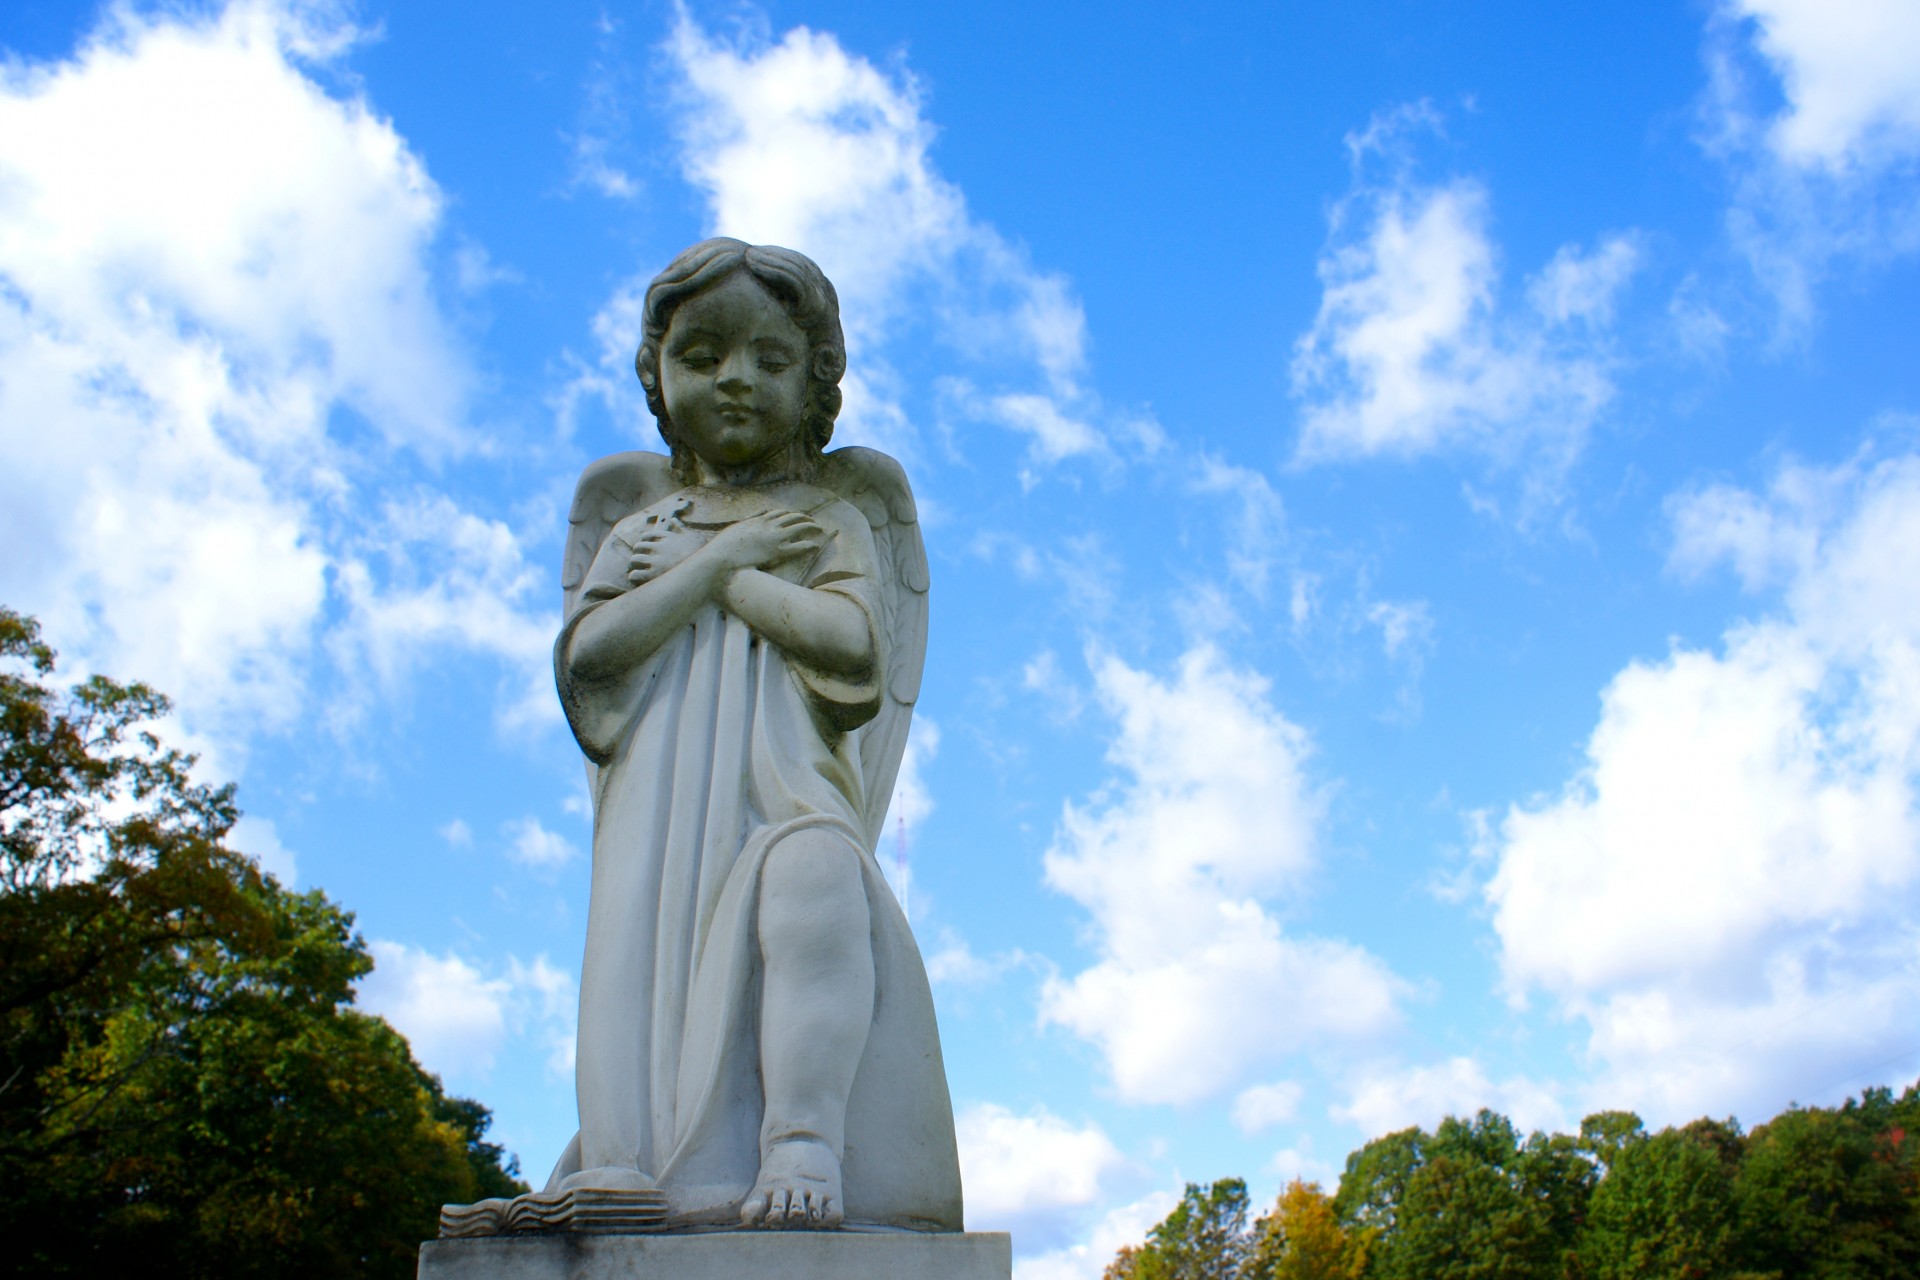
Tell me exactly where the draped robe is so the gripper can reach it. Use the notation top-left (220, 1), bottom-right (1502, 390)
top-left (551, 484), bottom-right (962, 1231)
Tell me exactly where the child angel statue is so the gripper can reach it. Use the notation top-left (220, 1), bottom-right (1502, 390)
top-left (544, 238), bottom-right (962, 1233)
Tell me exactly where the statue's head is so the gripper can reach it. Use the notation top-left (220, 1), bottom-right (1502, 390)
top-left (635, 238), bottom-right (846, 482)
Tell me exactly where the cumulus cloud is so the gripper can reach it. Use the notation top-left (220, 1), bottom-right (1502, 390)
top-left (1041, 647), bottom-right (1403, 1105)
top-left (1331, 1057), bottom-right (1567, 1140)
top-left (956, 1103), bottom-right (1127, 1247)
top-left (1014, 1187), bottom-right (1180, 1280)
top-left (555, 14), bottom-right (1119, 474)
top-left (359, 942), bottom-right (578, 1085)
top-left (1291, 106), bottom-right (1636, 493)
top-left (1233, 1079), bottom-right (1306, 1133)
top-left (1702, 1), bottom-right (1920, 328)
top-left (1727, 0), bottom-right (1920, 170)
top-left (360, 942), bottom-right (513, 1079)
top-left (504, 815), bottom-right (581, 869)
top-left (1483, 441), bottom-right (1920, 1122)
top-left (0, 0), bottom-right (552, 763)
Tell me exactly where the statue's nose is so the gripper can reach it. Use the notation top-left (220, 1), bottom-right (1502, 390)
top-left (717, 349), bottom-right (754, 394)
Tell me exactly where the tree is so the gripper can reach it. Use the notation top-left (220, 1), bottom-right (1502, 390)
top-left (1733, 1096), bottom-right (1920, 1279)
top-left (1333, 1125), bottom-right (1423, 1252)
top-left (0, 607), bottom-right (525, 1278)
top-left (1338, 1111), bottom-right (1561, 1280)
top-left (1578, 1123), bottom-right (1741, 1280)
top-left (1248, 1179), bottom-right (1363, 1280)
top-left (1116, 1178), bottom-right (1254, 1280)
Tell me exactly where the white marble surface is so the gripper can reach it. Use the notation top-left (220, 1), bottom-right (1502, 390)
top-left (539, 239), bottom-right (961, 1233)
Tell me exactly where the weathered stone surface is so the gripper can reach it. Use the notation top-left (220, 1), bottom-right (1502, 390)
top-left (441, 240), bottom-right (967, 1245)
top-left (418, 1230), bottom-right (1012, 1280)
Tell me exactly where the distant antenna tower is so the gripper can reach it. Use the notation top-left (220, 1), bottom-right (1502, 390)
top-left (895, 813), bottom-right (910, 919)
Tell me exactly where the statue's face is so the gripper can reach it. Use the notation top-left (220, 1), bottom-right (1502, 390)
top-left (661, 271), bottom-right (810, 480)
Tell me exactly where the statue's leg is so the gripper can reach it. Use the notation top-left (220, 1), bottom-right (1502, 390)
top-left (742, 826), bottom-right (874, 1229)
top-left (566, 827), bottom-right (655, 1190)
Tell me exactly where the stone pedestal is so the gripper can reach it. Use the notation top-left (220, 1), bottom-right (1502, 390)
top-left (417, 1230), bottom-right (1011, 1279)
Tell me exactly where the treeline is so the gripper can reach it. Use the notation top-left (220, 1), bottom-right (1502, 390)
top-left (1108, 1087), bottom-right (1920, 1279)
top-left (0, 608), bottom-right (525, 1278)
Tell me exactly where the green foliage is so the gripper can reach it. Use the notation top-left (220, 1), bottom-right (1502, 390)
top-left (1580, 1121), bottom-right (1741, 1280)
top-left (0, 607), bottom-right (526, 1278)
top-left (1113, 1179), bottom-right (1253, 1280)
top-left (1732, 1088), bottom-right (1920, 1279)
top-left (1106, 1085), bottom-right (1920, 1280)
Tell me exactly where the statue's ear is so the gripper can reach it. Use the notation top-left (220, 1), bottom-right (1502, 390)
top-left (810, 343), bottom-right (844, 383)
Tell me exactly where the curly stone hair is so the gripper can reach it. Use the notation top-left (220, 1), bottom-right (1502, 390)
top-left (633, 238), bottom-right (847, 483)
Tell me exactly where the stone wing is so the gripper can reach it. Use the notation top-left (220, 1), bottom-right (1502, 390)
top-left (561, 450), bottom-right (679, 619)
top-left (816, 446), bottom-right (929, 852)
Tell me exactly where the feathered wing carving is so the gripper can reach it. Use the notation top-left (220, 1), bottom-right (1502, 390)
top-left (561, 450), bottom-right (681, 620)
top-left (560, 451), bottom-right (680, 794)
top-left (816, 446), bottom-right (930, 852)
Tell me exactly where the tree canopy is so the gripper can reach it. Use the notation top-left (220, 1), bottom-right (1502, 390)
top-left (0, 607), bottom-right (525, 1278)
top-left (1108, 1084), bottom-right (1920, 1280)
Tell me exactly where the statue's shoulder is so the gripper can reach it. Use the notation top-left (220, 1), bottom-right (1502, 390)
top-left (563, 451), bottom-right (680, 596)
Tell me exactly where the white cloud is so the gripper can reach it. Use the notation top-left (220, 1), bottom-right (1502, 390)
top-left (1483, 443), bottom-right (1920, 1122)
top-left (559, 15), bottom-right (1114, 474)
top-left (1331, 1057), bottom-right (1567, 1140)
top-left (439, 818), bottom-right (473, 847)
top-left (509, 954), bottom-right (580, 1079)
top-left (956, 1104), bottom-right (1127, 1243)
top-left (1014, 1188), bottom-right (1180, 1280)
top-left (977, 392), bottom-right (1105, 466)
top-left (883, 716), bottom-right (941, 836)
top-left (1189, 457), bottom-right (1287, 598)
top-left (360, 941), bottom-right (513, 1079)
top-left (1366, 599), bottom-right (1433, 665)
top-left (1267, 1146), bottom-right (1343, 1190)
top-left (1701, 3), bottom-right (1920, 330)
top-left (330, 495), bottom-right (558, 731)
top-left (359, 942), bottom-right (578, 1085)
top-left (925, 933), bottom-right (1029, 986)
top-left (504, 815), bottom-right (581, 869)
top-left (0, 1), bottom-right (551, 763)
top-left (1728, 0), bottom-right (1920, 170)
top-left (1291, 107), bottom-right (1636, 489)
top-left (1041, 647), bottom-right (1403, 1105)
top-left (228, 812), bottom-right (297, 884)
top-left (1233, 1080), bottom-right (1306, 1133)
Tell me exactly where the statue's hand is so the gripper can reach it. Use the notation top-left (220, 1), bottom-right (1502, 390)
top-left (625, 500), bottom-right (697, 588)
top-left (627, 525), bottom-right (697, 587)
top-left (705, 510), bottom-right (825, 576)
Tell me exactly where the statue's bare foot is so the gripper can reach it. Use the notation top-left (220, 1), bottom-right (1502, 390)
top-left (739, 1137), bottom-right (843, 1229)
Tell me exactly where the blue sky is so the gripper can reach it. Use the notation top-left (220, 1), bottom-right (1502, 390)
top-left (4, 0), bottom-right (1919, 1272)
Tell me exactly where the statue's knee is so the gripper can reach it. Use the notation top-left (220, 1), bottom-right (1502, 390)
top-left (758, 830), bottom-right (867, 944)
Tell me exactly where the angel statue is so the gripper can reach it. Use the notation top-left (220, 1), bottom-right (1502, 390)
top-left (539, 238), bottom-right (960, 1235)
